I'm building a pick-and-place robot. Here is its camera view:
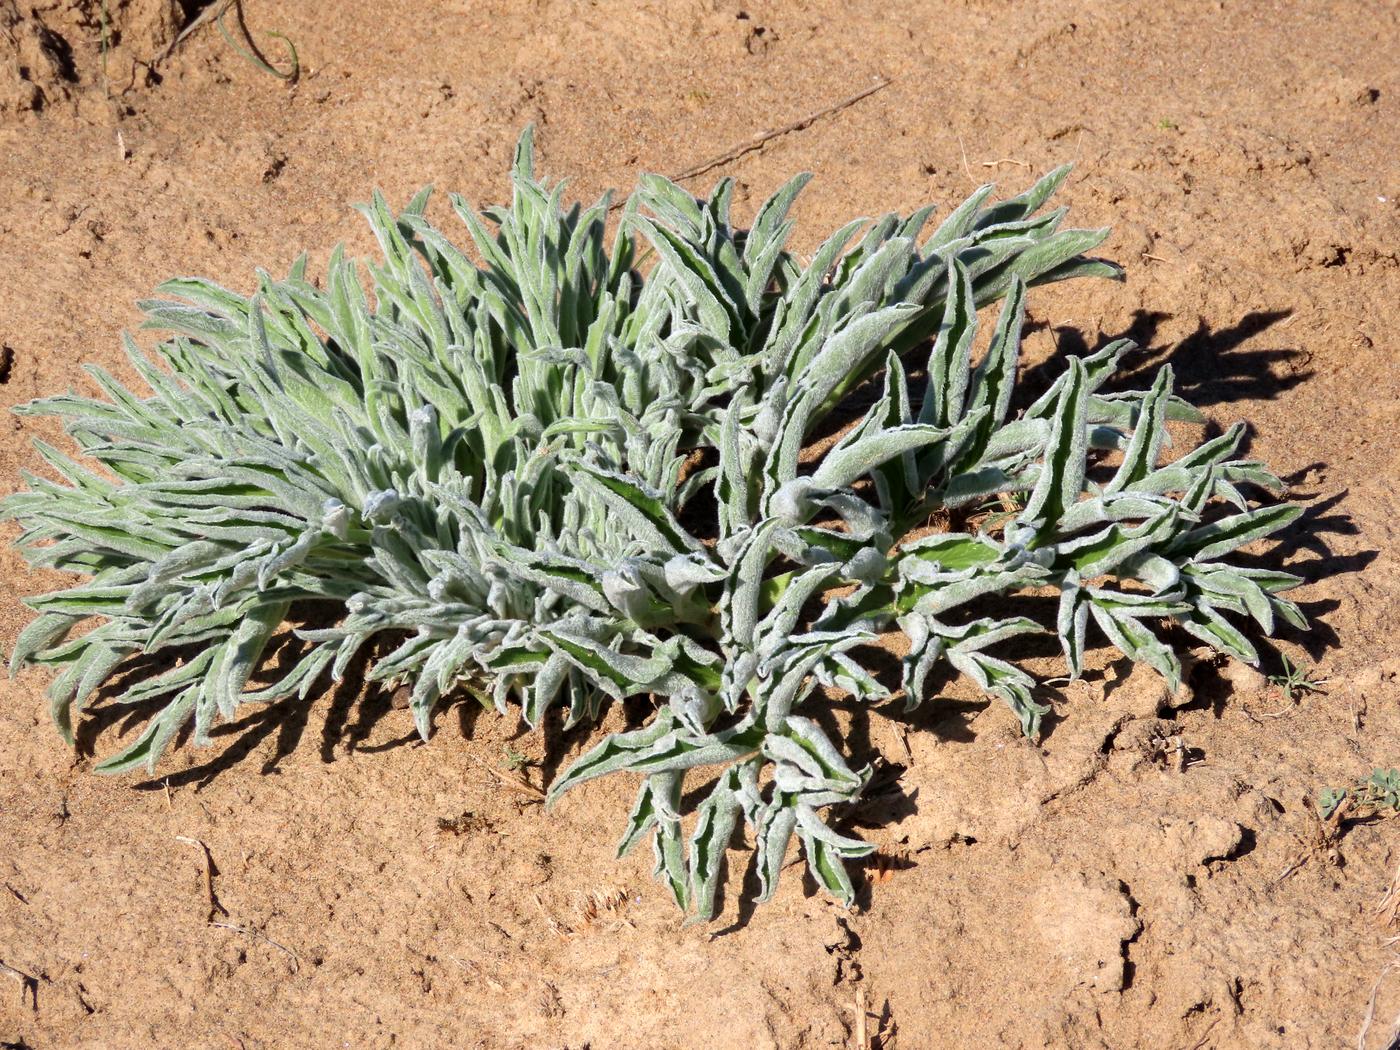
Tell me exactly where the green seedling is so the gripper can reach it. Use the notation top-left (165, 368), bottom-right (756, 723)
top-left (1269, 653), bottom-right (1327, 703)
top-left (1319, 768), bottom-right (1400, 821)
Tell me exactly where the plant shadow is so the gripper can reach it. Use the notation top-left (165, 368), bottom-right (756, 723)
top-left (1022, 308), bottom-right (1308, 408)
top-left (100, 623), bottom-right (429, 792)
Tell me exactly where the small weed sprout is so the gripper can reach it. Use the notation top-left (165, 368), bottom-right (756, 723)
top-left (1319, 768), bottom-right (1400, 821)
top-left (1268, 653), bottom-right (1327, 703)
top-left (2, 131), bottom-right (1306, 919)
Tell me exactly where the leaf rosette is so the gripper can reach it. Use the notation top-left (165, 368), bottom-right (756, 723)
top-left (3, 129), bottom-right (1305, 919)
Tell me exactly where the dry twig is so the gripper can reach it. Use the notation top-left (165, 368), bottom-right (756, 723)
top-left (532, 891), bottom-right (569, 938)
top-left (210, 921), bottom-right (301, 972)
top-left (1379, 861), bottom-right (1400, 928)
top-left (158, 0), bottom-right (234, 63)
top-left (1357, 960), bottom-right (1400, 1050)
top-left (670, 78), bottom-right (894, 184)
top-left (174, 836), bottom-right (294, 971)
top-left (176, 834), bottom-right (227, 923)
top-left (1187, 1017), bottom-right (1219, 1050)
top-left (471, 756), bottom-right (545, 801)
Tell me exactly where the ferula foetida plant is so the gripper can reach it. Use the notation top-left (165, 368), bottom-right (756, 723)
top-left (3, 130), bottom-right (1305, 919)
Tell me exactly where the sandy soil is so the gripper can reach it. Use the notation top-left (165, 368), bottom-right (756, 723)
top-left (2, 1), bottom-right (1398, 1047)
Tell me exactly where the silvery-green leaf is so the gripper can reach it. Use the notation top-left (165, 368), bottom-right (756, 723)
top-left (618, 773), bottom-right (671, 858)
top-left (93, 688), bottom-right (198, 774)
top-left (1057, 574), bottom-right (1090, 679)
top-left (947, 646), bottom-right (1046, 738)
top-left (1087, 596), bottom-right (1183, 691)
top-left (973, 164), bottom-right (1073, 229)
top-left (1015, 357), bottom-right (1089, 544)
top-left (766, 303), bottom-right (921, 491)
top-left (925, 184), bottom-right (996, 250)
top-left (812, 423), bottom-right (959, 493)
top-left (217, 600), bottom-right (291, 719)
top-left (1105, 366), bottom-right (1174, 494)
top-left (900, 533), bottom-right (1003, 572)
top-left (632, 216), bottom-right (736, 342)
top-left (8, 611), bottom-right (77, 677)
top-left (920, 258), bottom-right (977, 429)
top-left (755, 563), bottom-right (842, 660)
top-left (1179, 604), bottom-right (1260, 664)
top-left (1053, 508), bottom-right (1181, 579)
top-left (537, 628), bottom-right (674, 700)
top-left (753, 802), bottom-right (798, 904)
top-left (687, 765), bottom-right (746, 920)
top-left (567, 461), bottom-right (705, 556)
top-left (653, 809), bottom-right (690, 910)
top-left (797, 803), bottom-right (877, 907)
top-left (1168, 504), bottom-right (1302, 562)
